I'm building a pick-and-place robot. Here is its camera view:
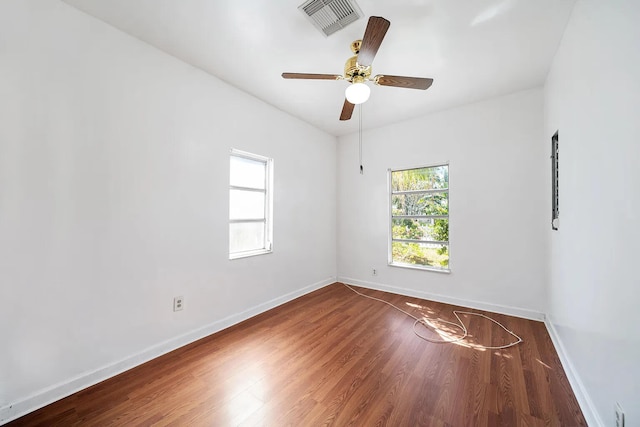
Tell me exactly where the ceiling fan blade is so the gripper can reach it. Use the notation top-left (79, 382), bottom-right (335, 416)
top-left (340, 99), bottom-right (355, 121)
top-left (357, 16), bottom-right (390, 67)
top-left (374, 75), bottom-right (434, 90)
top-left (282, 72), bottom-right (342, 80)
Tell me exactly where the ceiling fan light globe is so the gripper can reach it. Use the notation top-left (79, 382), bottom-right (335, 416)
top-left (345, 82), bottom-right (370, 104)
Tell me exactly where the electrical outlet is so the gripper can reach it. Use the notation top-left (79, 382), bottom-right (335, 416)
top-left (173, 296), bottom-right (184, 312)
top-left (372, 268), bottom-right (377, 276)
top-left (615, 402), bottom-right (625, 427)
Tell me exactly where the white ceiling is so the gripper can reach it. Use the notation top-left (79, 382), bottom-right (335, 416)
top-left (62, 0), bottom-right (576, 137)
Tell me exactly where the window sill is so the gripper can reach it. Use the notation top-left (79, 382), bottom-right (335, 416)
top-left (389, 262), bottom-right (451, 274)
top-left (229, 249), bottom-right (273, 260)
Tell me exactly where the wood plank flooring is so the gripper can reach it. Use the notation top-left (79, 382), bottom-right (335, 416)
top-left (7, 283), bottom-right (586, 426)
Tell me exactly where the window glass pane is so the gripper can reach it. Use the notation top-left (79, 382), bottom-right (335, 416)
top-left (230, 189), bottom-right (265, 220)
top-left (392, 192), bottom-right (448, 216)
top-left (392, 165), bottom-right (448, 191)
top-left (392, 242), bottom-right (449, 269)
top-left (230, 155), bottom-right (266, 189)
top-left (230, 222), bottom-right (265, 253)
top-left (392, 218), bottom-right (448, 242)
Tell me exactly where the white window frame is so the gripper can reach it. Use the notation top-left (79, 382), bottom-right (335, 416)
top-left (229, 149), bottom-right (273, 260)
top-left (388, 162), bottom-right (450, 273)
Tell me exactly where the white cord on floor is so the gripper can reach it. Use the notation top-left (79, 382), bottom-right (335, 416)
top-left (343, 283), bottom-right (523, 350)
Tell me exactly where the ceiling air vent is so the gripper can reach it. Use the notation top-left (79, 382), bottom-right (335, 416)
top-left (298, 0), bottom-right (364, 37)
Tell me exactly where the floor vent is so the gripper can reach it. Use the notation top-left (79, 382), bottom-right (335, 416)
top-left (298, 0), bottom-right (364, 37)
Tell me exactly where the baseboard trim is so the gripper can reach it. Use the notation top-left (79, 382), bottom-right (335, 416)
top-left (544, 316), bottom-right (603, 427)
top-left (338, 276), bottom-right (545, 321)
top-left (0, 277), bottom-right (335, 425)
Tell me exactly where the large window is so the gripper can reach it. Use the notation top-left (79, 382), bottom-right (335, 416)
top-left (389, 164), bottom-right (449, 271)
top-left (229, 149), bottom-right (273, 259)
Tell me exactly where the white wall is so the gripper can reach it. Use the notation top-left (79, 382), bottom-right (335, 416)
top-left (0, 1), bottom-right (336, 422)
top-left (544, 0), bottom-right (640, 425)
top-left (337, 89), bottom-right (548, 318)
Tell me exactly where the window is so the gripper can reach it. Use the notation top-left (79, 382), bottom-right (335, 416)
top-left (229, 149), bottom-right (273, 259)
top-left (389, 164), bottom-right (449, 271)
top-left (551, 131), bottom-right (559, 230)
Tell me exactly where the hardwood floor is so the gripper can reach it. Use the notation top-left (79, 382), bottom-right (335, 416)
top-left (7, 283), bottom-right (586, 426)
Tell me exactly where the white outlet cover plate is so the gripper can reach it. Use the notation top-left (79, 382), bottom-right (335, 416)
top-left (173, 296), bottom-right (184, 311)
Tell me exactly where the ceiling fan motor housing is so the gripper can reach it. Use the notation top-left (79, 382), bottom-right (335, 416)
top-left (344, 41), bottom-right (371, 82)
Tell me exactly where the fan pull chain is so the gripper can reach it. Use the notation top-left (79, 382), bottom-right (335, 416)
top-left (359, 104), bottom-right (363, 174)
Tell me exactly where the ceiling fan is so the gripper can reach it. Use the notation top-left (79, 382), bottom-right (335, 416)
top-left (282, 16), bottom-right (433, 121)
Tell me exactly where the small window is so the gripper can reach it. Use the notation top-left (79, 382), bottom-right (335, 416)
top-left (229, 149), bottom-right (273, 259)
top-left (551, 131), bottom-right (559, 230)
top-left (389, 164), bottom-right (450, 272)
